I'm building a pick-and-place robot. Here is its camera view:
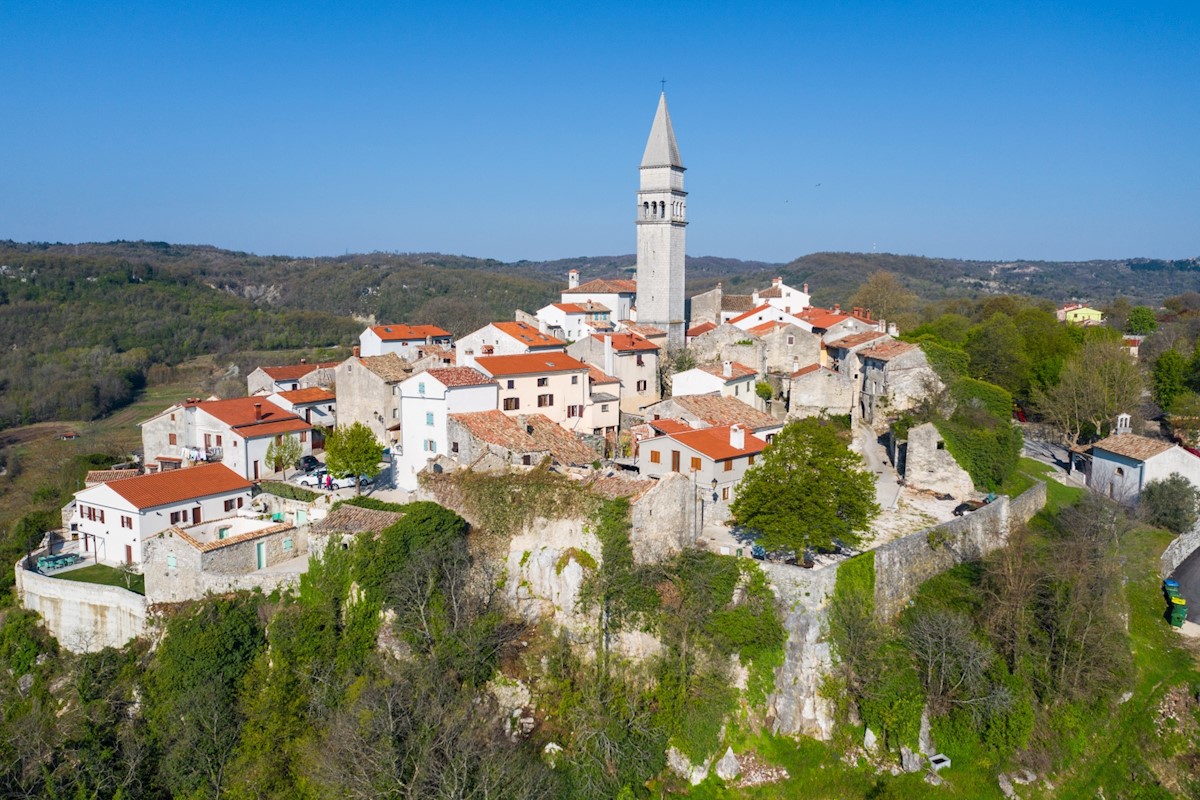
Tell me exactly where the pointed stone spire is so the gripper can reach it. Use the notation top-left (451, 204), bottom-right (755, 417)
top-left (640, 93), bottom-right (684, 169)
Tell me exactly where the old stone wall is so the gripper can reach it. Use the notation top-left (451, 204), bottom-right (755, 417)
top-left (629, 472), bottom-right (694, 563)
top-left (688, 325), bottom-right (764, 371)
top-left (15, 562), bottom-right (147, 653)
top-left (1162, 523), bottom-right (1200, 577)
top-left (902, 422), bottom-right (974, 499)
top-left (788, 369), bottom-right (854, 419)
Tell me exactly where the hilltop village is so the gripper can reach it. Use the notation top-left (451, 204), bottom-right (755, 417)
top-left (10, 94), bottom-right (1200, 799)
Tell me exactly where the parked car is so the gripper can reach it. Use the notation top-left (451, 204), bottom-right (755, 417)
top-left (297, 470), bottom-right (357, 490)
top-left (295, 455), bottom-right (321, 473)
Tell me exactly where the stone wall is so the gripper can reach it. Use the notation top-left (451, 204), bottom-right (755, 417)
top-left (629, 472), bottom-right (694, 563)
top-left (1161, 524), bottom-right (1200, 577)
top-left (15, 562), bottom-right (147, 653)
top-left (688, 325), bottom-right (764, 372)
top-left (902, 422), bottom-right (974, 499)
top-left (788, 368), bottom-right (854, 419)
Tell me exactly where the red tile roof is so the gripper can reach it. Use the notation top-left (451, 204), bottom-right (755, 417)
top-left (370, 323), bottom-right (451, 341)
top-left (728, 304), bottom-right (778, 325)
top-left (359, 353), bottom-right (413, 382)
top-left (790, 363), bottom-right (823, 377)
top-left (425, 367), bottom-right (496, 388)
top-left (1091, 433), bottom-right (1174, 461)
top-left (104, 463), bottom-right (252, 510)
top-left (449, 411), bottom-right (595, 465)
top-left (587, 365), bottom-right (620, 385)
top-left (655, 395), bottom-right (781, 432)
top-left (276, 387), bottom-right (335, 404)
top-left (827, 330), bottom-right (889, 349)
top-left (475, 353), bottom-right (589, 377)
top-left (172, 521), bottom-right (294, 553)
top-left (747, 321), bottom-right (779, 336)
top-left (554, 301), bottom-right (610, 314)
top-left (656, 425), bottom-right (767, 461)
top-left (84, 469), bottom-right (140, 485)
top-left (858, 340), bottom-right (917, 361)
top-left (699, 362), bottom-right (757, 382)
top-left (492, 321), bottom-right (566, 349)
top-left (564, 278), bottom-right (638, 294)
top-left (261, 361), bottom-right (339, 381)
top-left (648, 418), bottom-right (693, 434)
top-left (196, 397), bottom-right (311, 439)
top-left (621, 323), bottom-right (666, 338)
top-left (591, 333), bottom-right (659, 352)
top-left (687, 321), bottom-right (717, 337)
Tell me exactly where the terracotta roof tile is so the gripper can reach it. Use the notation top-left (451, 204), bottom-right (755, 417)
top-left (475, 353), bottom-right (589, 377)
top-left (276, 387), bottom-right (336, 404)
top-left (756, 285), bottom-right (783, 298)
top-left (359, 353), bottom-right (412, 382)
top-left (84, 469), bottom-right (140, 485)
top-left (450, 411), bottom-right (595, 465)
top-left (370, 323), bottom-right (451, 341)
top-left (721, 295), bottom-right (755, 312)
top-left (827, 330), bottom-right (889, 349)
top-left (492, 321), bottom-right (566, 349)
top-left (687, 321), bottom-right (717, 337)
top-left (790, 363), bottom-right (822, 377)
top-left (587, 365), bottom-right (620, 385)
top-left (648, 418), bottom-right (693, 434)
top-left (104, 463), bottom-right (252, 510)
top-left (425, 367), bottom-right (496, 388)
top-left (260, 361), bottom-right (340, 381)
top-left (621, 323), bottom-right (666, 337)
top-left (858, 340), bottom-right (917, 361)
top-left (197, 397), bottom-right (309, 434)
top-left (728, 304), bottom-right (777, 325)
top-left (658, 395), bottom-right (781, 432)
top-left (311, 504), bottom-right (404, 535)
top-left (172, 521), bottom-right (294, 553)
top-left (564, 278), bottom-right (638, 294)
top-left (554, 301), bottom-right (610, 314)
top-left (699, 361), bottom-right (757, 382)
top-left (590, 333), bottom-right (659, 352)
top-left (1091, 433), bottom-right (1175, 461)
top-left (654, 425), bottom-right (767, 461)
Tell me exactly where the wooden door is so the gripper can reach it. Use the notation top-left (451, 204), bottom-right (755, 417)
top-left (671, 450), bottom-right (681, 472)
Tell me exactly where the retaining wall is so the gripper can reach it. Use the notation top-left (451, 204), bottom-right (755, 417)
top-left (15, 562), bottom-right (147, 653)
top-left (1161, 524), bottom-right (1200, 577)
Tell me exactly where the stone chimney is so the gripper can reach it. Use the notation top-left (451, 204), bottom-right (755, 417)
top-left (802, 282), bottom-right (809, 294)
top-left (833, 303), bottom-right (841, 313)
top-left (772, 276), bottom-right (782, 288)
top-left (568, 269), bottom-right (580, 289)
top-left (352, 345), bottom-right (360, 358)
top-left (604, 334), bottom-right (615, 377)
top-left (1115, 413), bottom-right (1131, 435)
top-left (729, 423), bottom-right (745, 450)
top-left (722, 360), bottom-right (733, 379)
top-left (254, 403), bottom-right (262, 421)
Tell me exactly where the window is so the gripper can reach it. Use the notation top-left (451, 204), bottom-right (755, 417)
top-left (537, 394), bottom-right (554, 407)
top-left (636, 380), bottom-right (647, 392)
top-left (636, 354), bottom-right (645, 367)
top-left (787, 335), bottom-right (795, 345)
top-left (168, 433), bottom-right (177, 446)
top-left (451, 441), bottom-right (459, 453)
top-left (237, 497), bottom-right (244, 509)
top-left (224, 499), bottom-right (236, 512)
top-left (571, 375), bottom-right (579, 385)
top-left (283, 538), bottom-right (294, 551)
top-left (120, 515), bottom-right (133, 529)
top-left (735, 385), bottom-right (740, 395)
top-left (300, 431), bottom-right (307, 443)
top-left (216, 435), bottom-right (222, 447)
top-left (503, 397), bottom-right (520, 411)
top-left (417, 382), bottom-right (425, 394)
top-left (567, 405), bottom-right (583, 418)
top-left (747, 455), bottom-right (755, 465)
top-left (601, 404), bottom-right (610, 412)
top-left (170, 413), bottom-right (176, 421)
top-left (722, 487), bottom-right (730, 501)
top-left (648, 450), bottom-right (661, 464)
top-left (522, 455), bottom-right (533, 466)
top-left (218, 527), bottom-right (229, 540)
top-left (724, 459), bottom-right (733, 472)
top-left (424, 440), bottom-right (437, 453)
top-left (690, 456), bottom-right (701, 472)
top-left (936, 441), bottom-right (945, 450)
top-left (99, 509), bottom-right (104, 523)
top-left (537, 377), bottom-right (549, 387)
top-left (166, 554), bottom-right (177, 568)
top-left (170, 510), bottom-right (185, 525)
top-left (506, 380), bottom-right (515, 390)
top-left (426, 412), bottom-right (434, 426)
top-left (392, 408), bottom-right (399, 419)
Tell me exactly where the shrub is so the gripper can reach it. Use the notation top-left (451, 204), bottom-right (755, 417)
top-left (257, 481), bottom-right (318, 502)
top-left (1140, 473), bottom-right (1200, 534)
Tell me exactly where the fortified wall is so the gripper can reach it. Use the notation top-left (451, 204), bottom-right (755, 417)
top-left (764, 481), bottom-right (1046, 739)
top-left (15, 563), bottom-right (147, 653)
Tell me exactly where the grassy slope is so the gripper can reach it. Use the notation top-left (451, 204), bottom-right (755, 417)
top-left (692, 470), bottom-right (1199, 799)
top-left (50, 563), bottom-right (145, 595)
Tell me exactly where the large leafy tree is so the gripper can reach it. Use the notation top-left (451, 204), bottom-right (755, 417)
top-left (731, 418), bottom-right (879, 552)
top-left (264, 434), bottom-right (303, 479)
top-left (1153, 349), bottom-right (1188, 410)
top-left (965, 313), bottom-right (1032, 398)
top-left (849, 270), bottom-right (918, 324)
top-left (1033, 337), bottom-right (1144, 446)
top-left (324, 421), bottom-right (384, 494)
top-left (1125, 306), bottom-right (1158, 335)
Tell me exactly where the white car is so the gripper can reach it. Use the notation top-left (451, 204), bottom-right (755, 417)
top-left (297, 470), bottom-right (357, 490)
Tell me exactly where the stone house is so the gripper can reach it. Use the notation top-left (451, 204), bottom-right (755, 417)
top-left (1087, 416), bottom-right (1200, 502)
top-left (823, 330), bottom-right (890, 378)
top-left (686, 323), bottom-right (763, 374)
top-left (856, 340), bottom-right (942, 423)
top-left (446, 411), bottom-right (598, 470)
top-left (140, 396), bottom-right (313, 481)
top-left (567, 332), bottom-right (661, 413)
top-left (69, 463), bottom-right (253, 565)
top-left (788, 364), bottom-right (855, 418)
top-left (394, 367), bottom-right (498, 491)
top-left (640, 394), bottom-right (784, 441)
top-left (672, 361), bottom-right (761, 409)
top-left (334, 351), bottom-right (412, 450)
top-left (746, 321), bottom-right (821, 375)
top-left (687, 282), bottom-right (756, 326)
top-left (246, 360), bottom-right (339, 395)
top-left (897, 422), bottom-right (975, 499)
top-left (457, 321), bottom-right (566, 368)
top-left (142, 516), bottom-right (306, 603)
top-left (307, 503), bottom-right (404, 554)
top-left (358, 324), bottom-right (453, 358)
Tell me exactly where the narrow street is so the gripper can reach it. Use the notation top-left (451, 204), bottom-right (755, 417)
top-left (855, 422), bottom-right (902, 512)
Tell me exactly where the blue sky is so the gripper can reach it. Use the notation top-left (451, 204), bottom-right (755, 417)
top-left (2, 1), bottom-right (1197, 263)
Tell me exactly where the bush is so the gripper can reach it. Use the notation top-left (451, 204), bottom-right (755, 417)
top-left (951, 376), bottom-right (1013, 419)
top-left (257, 481), bottom-right (318, 502)
top-left (935, 416), bottom-right (1022, 491)
top-left (1140, 473), bottom-right (1200, 534)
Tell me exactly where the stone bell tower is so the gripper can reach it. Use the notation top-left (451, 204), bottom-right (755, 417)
top-left (635, 93), bottom-right (687, 350)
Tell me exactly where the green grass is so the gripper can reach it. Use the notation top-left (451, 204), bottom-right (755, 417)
top-left (1000, 457), bottom-right (1084, 514)
top-left (51, 563), bottom-right (145, 595)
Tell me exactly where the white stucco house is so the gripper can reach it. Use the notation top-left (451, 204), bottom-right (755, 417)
top-left (637, 423), bottom-right (767, 517)
top-left (1087, 416), bottom-right (1200, 502)
top-left (457, 321), bottom-right (567, 369)
top-left (671, 361), bottom-right (761, 409)
top-left (69, 463), bottom-right (254, 565)
top-left (535, 301), bottom-right (612, 343)
top-left (561, 275), bottom-right (638, 323)
top-left (394, 367), bottom-right (498, 490)
top-left (359, 324), bottom-right (453, 358)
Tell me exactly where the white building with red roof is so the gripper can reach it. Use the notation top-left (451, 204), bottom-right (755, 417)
top-left (246, 360), bottom-right (339, 395)
top-left (535, 300), bottom-right (612, 342)
top-left (728, 303), bottom-right (811, 333)
top-left (457, 321), bottom-right (567, 369)
top-left (561, 272), bottom-right (638, 322)
top-left (69, 463), bottom-right (253, 565)
top-left (141, 396), bottom-right (313, 481)
top-left (394, 367), bottom-right (499, 490)
top-left (359, 323), bottom-right (453, 358)
top-left (266, 387), bottom-right (337, 430)
top-left (671, 361), bottom-right (762, 409)
top-left (752, 276), bottom-right (812, 316)
top-left (567, 332), bottom-right (662, 412)
top-left (637, 423), bottom-right (768, 513)
top-left (473, 352), bottom-right (593, 430)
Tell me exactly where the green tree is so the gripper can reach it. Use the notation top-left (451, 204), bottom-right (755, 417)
top-left (1125, 306), bottom-right (1158, 335)
top-left (1152, 349), bottom-right (1188, 410)
top-left (324, 421), bottom-right (384, 495)
top-left (1140, 473), bottom-right (1200, 534)
top-left (264, 433), bottom-right (303, 479)
top-left (731, 417), bottom-right (879, 552)
top-left (1033, 337), bottom-right (1144, 446)
top-left (965, 314), bottom-right (1031, 398)
top-left (849, 270), bottom-right (918, 324)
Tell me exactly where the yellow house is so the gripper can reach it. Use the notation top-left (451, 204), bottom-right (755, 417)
top-left (1057, 303), bottom-right (1105, 326)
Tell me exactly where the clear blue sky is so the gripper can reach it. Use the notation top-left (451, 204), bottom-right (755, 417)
top-left (2, 1), bottom-right (1197, 263)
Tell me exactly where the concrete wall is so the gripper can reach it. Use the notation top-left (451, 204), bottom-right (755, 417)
top-left (15, 563), bottom-right (147, 653)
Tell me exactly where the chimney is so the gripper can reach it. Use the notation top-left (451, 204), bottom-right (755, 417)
top-left (1115, 413), bottom-right (1131, 435)
top-left (604, 334), bottom-right (615, 377)
top-left (730, 424), bottom-right (745, 450)
top-left (568, 269), bottom-right (580, 289)
top-left (352, 345), bottom-right (360, 358)
top-left (888, 322), bottom-right (899, 336)
top-left (772, 276), bottom-right (782, 287)
top-left (254, 403), bottom-right (262, 421)
top-left (802, 282), bottom-right (809, 294)
top-left (426, 335), bottom-right (433, 345)
top-left (792, 356), bottom-right (800, 373)
top-left (833, 303), bottom-right (841, 313)
top-left (300, 357), bottom-right (307, 365)
top-left (722, 360), bottom-right (733, 379)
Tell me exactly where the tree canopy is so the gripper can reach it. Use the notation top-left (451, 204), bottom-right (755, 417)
top-left (264, 434), bottom-right (303, 479)
top-left (730, 417), bottom-right (879, 552)
top-left (325, 421), bottom-right (384, 494)
top-left (1125, 306), bottom-right (1158, 335)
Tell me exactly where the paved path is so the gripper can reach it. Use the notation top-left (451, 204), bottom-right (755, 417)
top-left (1170, 546), bottom-right (1200, 623)
top-left (855, 422), bottom-right (902, 511)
